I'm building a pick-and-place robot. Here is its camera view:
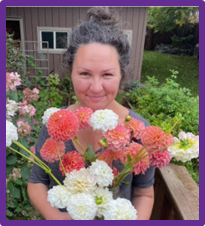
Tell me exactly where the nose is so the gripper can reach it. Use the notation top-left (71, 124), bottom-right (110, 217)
top-left (89, 77), bottom-right (103, 93)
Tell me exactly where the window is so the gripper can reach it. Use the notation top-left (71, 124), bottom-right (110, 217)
top-left (123, 30), bottom-right (133, 47)
top-left (37, 27), bottom-right (72, 53)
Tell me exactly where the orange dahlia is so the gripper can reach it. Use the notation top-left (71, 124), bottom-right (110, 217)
top-left (40, 137), bottom-right (65, 162)
top-left (59, 151), bottom-right (85, 176)
top-left (47, 109), bottom-right (79, 142)
top-left (149, 150), bottom-right (171, 168)
top-left (103, 125), bottom-right (130, 152)
top-left (123, 142), bottom-right (150, 175)
top-left (74, 107), bottom-right (93, 130)
top-left (141, 126), bottom-right (173, 154)
top-left (124, 117), bottom-right (145, 140)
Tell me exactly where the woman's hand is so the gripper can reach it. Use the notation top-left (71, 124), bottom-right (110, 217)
top-left (56, 212), bottom-right (72, 220)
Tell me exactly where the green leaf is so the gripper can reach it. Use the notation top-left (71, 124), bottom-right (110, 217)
top-left (10, 186), bottom-right (21, 199)
top-left (21, 164), bottom-right (30, 180)
top-left (6, 156), bottom-right (17, 165)
top-left (127, 154), bottom-right (132, 162)
top-left (6, 209), bottom-right (14, 217)
top-left (7, 200), bottom-right (18, 209)
top-left (6, 165), bottom-right (15, 175)
top-left (21, 186), bottom-right (28, 203)
top-left (84, 145), bottom-right (95, 160)
top-left (123, 162), bottom-right (133, 174)
top-left (15, 206), bottom-right (22, 213)
top-left (13, 178), bottom-right (23, 186)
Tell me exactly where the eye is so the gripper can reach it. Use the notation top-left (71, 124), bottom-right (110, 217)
top-left (103, 73), bottom-right (113, 77)
top-left (80, 72), bottom-right (90, 76)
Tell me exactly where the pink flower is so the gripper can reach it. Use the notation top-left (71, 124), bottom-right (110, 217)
top-left (74, 107), bottom-right (93, 130)
top-left (123, 142), bottom-right (150, 175)
top-left (23, 88), bottom-right (40, 103)
top-left (103, 125), bottom-right (130, 152)
top-left (149, 150), bottom-right (171, 168)
top-left (30, 146), bottom-right (36, 155)
top-left (123, 117), bottom-right (145, 140)
top-left (17, 119), bottom-right (31, 136)
top-left (40, 138), bottom-right (65, 163)
top-left (59, 151), bottom-right (85, 176)
top-left (141, 126), bottom-right (173, 154)
top-left (47, 109), bottom-right (79, 142)
top-left (19, 103), bottom-right (36, 117)
top-left (6, 72), bottom-right (21, 91)
top-left (97, 149), bottom-right (124, 164)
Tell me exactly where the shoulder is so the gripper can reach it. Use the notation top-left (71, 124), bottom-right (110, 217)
top-left (128, 109), bottom-right (150, 127)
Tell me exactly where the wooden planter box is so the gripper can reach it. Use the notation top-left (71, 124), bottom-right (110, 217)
top-left (150, 164), bottom-right (199, 220)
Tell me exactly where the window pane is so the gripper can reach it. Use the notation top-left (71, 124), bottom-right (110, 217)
top-left (56, 32), bottom-right (67, 49)
top-left (41, 32), bottom-right (54, 49)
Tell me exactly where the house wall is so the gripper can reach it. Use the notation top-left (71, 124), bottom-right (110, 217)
top-left (6, 7), bottom-right (148, 82)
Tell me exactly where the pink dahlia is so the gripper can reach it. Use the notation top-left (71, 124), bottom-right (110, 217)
top-left (40, 138), bottom-right (65, 162)
top-left (123, 117), bottom-right (145, 140)
top-left (141, 126), bottom-right (173, 154)
top-left (123, 142), bottom-right (150, 175)
top-left (97, 149), bottom-right (124, 164)
top-left (149, 150), bottom-right (171, 168)
top-left (74, 107), bottom-right (93, 130)
top-left (47, 109), bottom-right (79, 142)
top-left (103, 125), bottom-right (130, 152)
top-left (59, 151), bottom-right (85, 176)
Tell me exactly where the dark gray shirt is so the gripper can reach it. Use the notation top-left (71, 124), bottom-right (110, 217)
top-left (29, 107), bottom-right (155, 206)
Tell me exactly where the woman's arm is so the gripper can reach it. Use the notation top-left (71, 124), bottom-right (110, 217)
top-left (27, 182), bottom-right (72, 220)
top-left (131, 185), bottom-right (154, 220)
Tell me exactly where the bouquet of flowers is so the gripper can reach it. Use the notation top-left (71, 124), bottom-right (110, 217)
top-left (6, 106), bottom-right (199, 220)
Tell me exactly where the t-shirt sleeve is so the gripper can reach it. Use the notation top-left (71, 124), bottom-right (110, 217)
top-left (28, 125), bottom-right (50, 185)
top-left (132, 166), bottom-right (155, 188)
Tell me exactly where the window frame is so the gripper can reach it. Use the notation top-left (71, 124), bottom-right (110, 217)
top-left (37, 27), bottom-right (72, 54)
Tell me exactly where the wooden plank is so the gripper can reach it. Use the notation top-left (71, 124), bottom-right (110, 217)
top-left (159, 164), bottom-right (199, 220)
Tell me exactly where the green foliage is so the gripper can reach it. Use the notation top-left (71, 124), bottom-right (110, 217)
top-left (125, 70), bottom-right (199, 136)
top-left (121, 70), bottom-right (199, 184)
top-left (171, 34), bottom-right (194, 47)
top-left (148, 7), bottom-right (199, 33)
top-left (6, 33), bottom-right (25, 74)
top-left (141, 51), bottom-right (199, 96)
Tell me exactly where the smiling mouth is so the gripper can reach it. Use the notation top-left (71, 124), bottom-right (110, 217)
top-left (87, 95), bottom-right (105, 101)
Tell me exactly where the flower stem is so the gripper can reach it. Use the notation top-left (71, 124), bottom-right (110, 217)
top-left (56, 142), bottom-right (66, 176)
top-left (13, 140), bottom-right (50, 171)
top-left (8, 145), bottom-right (62, 186)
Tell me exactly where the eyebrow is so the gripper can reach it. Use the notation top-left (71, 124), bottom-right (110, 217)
top-left (77, 67), bottom-right (116, 72)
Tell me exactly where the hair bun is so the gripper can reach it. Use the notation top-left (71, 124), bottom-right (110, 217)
top-left (86, 7), bottom-right (119, 26)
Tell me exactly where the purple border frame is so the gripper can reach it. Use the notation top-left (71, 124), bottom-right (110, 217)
top-left (2, 0), bottom-right (203, 225)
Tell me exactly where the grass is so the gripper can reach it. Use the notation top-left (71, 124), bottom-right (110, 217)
top-left (141, 51), bottom-right (199, 96)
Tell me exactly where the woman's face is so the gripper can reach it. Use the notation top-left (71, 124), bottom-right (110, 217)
top-left (71, 43), bottom-right (122, 111)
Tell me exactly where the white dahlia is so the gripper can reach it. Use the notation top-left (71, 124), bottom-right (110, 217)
top-left (103, 198), bottom-right (137, 220)
top-left (42, 107), bottom-right (59, 126)
top-left (90, 109), bottom-right (119, 133)
top-left (89, 160), bottom-right (114, 187)
top-left (168, 131), bottom-right (199, 162)
top-left (63, 168), bottom-right (97, 194)
top-left (67, 193), bottom-right (98, 220)
top-left (6, 120), bottom-right (18, 147)
top-left (47, 185), bottom-right (71, 209)
top-left (93, 187), bottom-right (113, 217)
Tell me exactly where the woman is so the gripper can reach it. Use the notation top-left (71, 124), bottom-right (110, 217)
top-left (28, 7), bottom-right (155, 220)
